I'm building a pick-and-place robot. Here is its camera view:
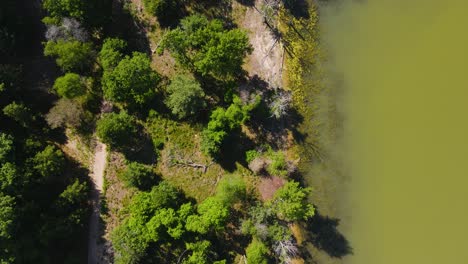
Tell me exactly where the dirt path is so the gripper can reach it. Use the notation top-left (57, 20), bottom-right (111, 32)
top-left (88, 142), bottom-right (107, 264)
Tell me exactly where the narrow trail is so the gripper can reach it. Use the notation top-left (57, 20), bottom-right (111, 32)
top-left (88, 142), bottom-right (107, 264)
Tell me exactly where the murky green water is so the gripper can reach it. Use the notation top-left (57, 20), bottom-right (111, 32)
top-left (320, 0), bottom-right (468, 263)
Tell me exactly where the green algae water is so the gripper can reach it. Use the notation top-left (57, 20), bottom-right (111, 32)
top-left (319, 0), bottom-right (468, 263)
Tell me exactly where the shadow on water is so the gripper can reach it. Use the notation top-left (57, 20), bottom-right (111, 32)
top-left (306, 210), bottom-right (353, 258)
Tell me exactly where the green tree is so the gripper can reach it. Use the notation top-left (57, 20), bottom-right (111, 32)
top-left (246, 239), bottom-right (269, 264)
top-left (0, 194), bottom-right (15, 240)
top-left (3, 102), bottom-right (33, 127)
top-left (159, 15), bottom-right (251, 79)
top-left (0, 163), bottom-right (17, 193)
top-left (43, 0), bottom-right (85, 20)
top-left (32, 145), bottom-right (65, 178)
top-left (201, 96), bottom-right (253, 156)
top-left (215, 175), bottom-right (246, 206)
top-left (183, 240), bottom-right (211, 264)
top-left (186, 197), bottom-right (229, 234)
top-left (53, 73), bottom-right (86, 98)
top-left (120, 162), bottom-right (156, 190)
top-left (271, 181), bottom-right (315, 221)
top-left (96, 112), bottom-right (138, 149)
top-left (99, 37), bottom-right (127, 71)
top-left (111, 217), bottom-right (150, 264)
top-left (0, 133), bottom-right (14, 163)
top-left (165, 75), bottom-right (206, 119)
top-left (44, 40), bottom-right (94, 72)
top-left (102, 52), bottom-right (159, 107)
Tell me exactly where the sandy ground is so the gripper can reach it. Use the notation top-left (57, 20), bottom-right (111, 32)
top-left (241, 0), bottom-right (284, 88)
top-left (87, 142), bottom-right (107, 264)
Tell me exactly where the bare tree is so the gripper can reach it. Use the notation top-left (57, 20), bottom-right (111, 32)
top-left (269, 89), bottom-right (292, 119)
top-left (46, 18), bottom-right (89, 42)
top-left (274, 239), bottom-right (299, 264)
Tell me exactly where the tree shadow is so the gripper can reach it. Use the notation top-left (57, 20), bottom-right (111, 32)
top-left (121, 133), bottom-right (157, 165)
top-left (240, 75), bottom-right (307, 148)
top-left (284, 0), bottom-right (311, 19)
top-left (305, 210), bottom-right (353, 258)
top-left (105, 1), bottom-right (151, 55)
top-left (235, 0), bottom-right (255, 7)
top-left (217, 129), bottom-right (256, 172)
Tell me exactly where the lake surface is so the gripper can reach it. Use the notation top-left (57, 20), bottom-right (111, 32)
top-left (319, 0), bottom-right (468, 263)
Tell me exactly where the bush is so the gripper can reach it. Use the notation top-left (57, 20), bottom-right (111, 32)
top-left (215, 175), bottom-right (246, 206)
top-left (120, 162), bottom-right (157, 190)
top-left (246, 239), bottom-right (269, 264)
top-left (53, 73), bottom-right (86, 98)
top-left (266, 150), bottom-right (288, 177)
top-left (33, 145), bottom-right (65, 178)
top-left (201, 96), bottom-right (252, 157)
top-left (96, 112), bottom-right (138, 149)
top-left (165, 75), bottom-right (206, 119)
top-left (99, 38), bottom-right (127, 71)
top-left (271, 181), bottom-right (315, 221)
top-left (44, 40), bottom-right (94, 72)
top-left (102, 52), bottom-right (159, 107)
top-left (159, 14), bottom-right (252, 79)
top-left (0, 133), bottom-right (14, 163)
top-left (245, 149), bottom-right (260, 163)
top-left (3, 102), bottom-right (32, 127)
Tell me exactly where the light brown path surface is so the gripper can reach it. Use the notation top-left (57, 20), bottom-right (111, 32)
top-left (88, 142), bottom-right (107, 264)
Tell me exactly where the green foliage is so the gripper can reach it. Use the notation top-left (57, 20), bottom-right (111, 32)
top-left (0, 133), bottom-right (14, 163)
top-left (165, 75), bottom-right (206, 119)
top-left (186, 197), bottom-right (229, 234)
top-left (32, 145), bottom-right (65, 178)
top-left (120, 162), bottom-right (156, 190)
top-left (266, 150), bottom-right (287, 177)
top-left (201, 96), bottom-right (252, 156)
top-left (111, 181), bottom-right (190, 263)
top-left (246, 238), bottom-right (269, 264)
top-left (96, 112), bottom-right (138, 149)
top-left (46, 98), bottom-right (86, 129)
top-left (271, 181), bottom-right (315, 221)
top-left (44, 40), bottom-right (94, 72)
top-left (159, 14), bottom-right (251, 79)
top-left (245, 149), bottom-right (261, 164)
top-left (215, 175), bottom-right (246, 206)
top-left (111, 217), bottom-right (150, 264)
top-left (0, 194), bottom-right (15, 240)
top-left (55, 179), bottom-right (89, 228)
top-left (183, 240), bottom-right (211, 264)
top-left (0, 163), bottom-right (17, 193)
top-left (99, 38), bottom-right (127, 71)
top-left (43, 0), bottom-right (85, 20)
top-left (3, 102), bottom-right (33, 127)
top-left (102, 52), bottom-right (159, 107)
top-left (53, 73), bottom-right (86, 98)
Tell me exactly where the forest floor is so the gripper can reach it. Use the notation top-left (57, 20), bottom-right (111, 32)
top-left (87, 142), bottom-right (107, 264)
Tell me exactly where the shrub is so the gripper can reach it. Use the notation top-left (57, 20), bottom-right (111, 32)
top-left (165, 75), bottom-right (206, 119)
top-left (102, 52), bottom-right (159, 107)
top-left (271, 181), bottom-right (315, 221)
top-left (159, 14), bottom-right (252, 80)
top-left (96, 112), bottom-right (138, 149)
top-left (3, 102), bottom-right (32, 127)
top-left (246, 239), bottom-right (269, 264)
top-left (215, 175), bottom-right (246, 206)
top-left (53, 73), bottom-right (86, 98)
top-left (99, 38), bottom-right (127, 71)
top-left (33, 145), bottom-right (65, 178)
top-left (120, 162), bottom-right (157, 190)
top-left (44, 40), bottom-right (94, 72)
